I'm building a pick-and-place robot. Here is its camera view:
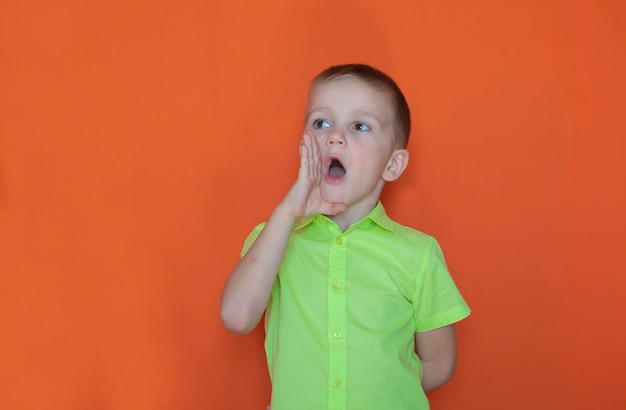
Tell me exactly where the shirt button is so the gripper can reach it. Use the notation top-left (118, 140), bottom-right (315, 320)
top-left (332, 331), bottom-right (342, 339)
top-left (333, 379), bottom-right (342, 388)
top-left (332, 283), bottom-right (341, 290)
top-left (335, 237), bottom-right (342, 245)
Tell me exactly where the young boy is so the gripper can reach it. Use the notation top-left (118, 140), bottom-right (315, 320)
top-left (221, 64), bottom-right (470, 409)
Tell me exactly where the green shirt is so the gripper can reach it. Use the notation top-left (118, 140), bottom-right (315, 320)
top-left (242, 202), bottom-right (470, 410)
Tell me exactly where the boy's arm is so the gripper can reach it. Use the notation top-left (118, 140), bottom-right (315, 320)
top-left (415, 324), bottom-right (457, 393)
top-left (220, 203), bottom-right (297, 334)
top-left (220, 133), bottom-right (345, 334)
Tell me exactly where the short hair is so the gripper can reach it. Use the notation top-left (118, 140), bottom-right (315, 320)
top-left (309, 64), bottom-right (411, 148)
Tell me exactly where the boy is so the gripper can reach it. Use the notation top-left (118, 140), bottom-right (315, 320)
top-left (221, 64), bottom-right (470, 409)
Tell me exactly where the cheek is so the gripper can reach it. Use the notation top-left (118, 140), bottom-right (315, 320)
top-left (313, 132), bottom-right (329, 150)
top-left (351, 143), bottom-right (374, 161)
top-left (308, 128), bottom-right (328, 141)
top-left (356, 146), bottom-right (393, 174)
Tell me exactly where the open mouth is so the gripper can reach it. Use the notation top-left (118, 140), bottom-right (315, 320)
top-left (328, 158), bottom-right (346, 179)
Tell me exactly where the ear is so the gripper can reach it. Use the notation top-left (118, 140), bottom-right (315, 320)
top-left (382, 148), bottom-right (409, 182)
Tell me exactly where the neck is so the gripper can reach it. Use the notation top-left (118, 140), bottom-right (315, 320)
top-left (327, 200), bottom-right (379, 232)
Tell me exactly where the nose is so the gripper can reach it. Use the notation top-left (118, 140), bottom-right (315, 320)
top-left (326, 128), bottom-right (345, 146)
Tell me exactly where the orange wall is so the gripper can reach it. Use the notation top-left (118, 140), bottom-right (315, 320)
top-left (2, 1), bottom-right (625, 409)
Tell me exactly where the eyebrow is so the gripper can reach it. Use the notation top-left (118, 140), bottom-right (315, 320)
top-left (353, 110), bottom-right (380, 121)
top-left (306, 107), bottom-right (330, 114)
top-left (307, 107), bottom-right (382, 122)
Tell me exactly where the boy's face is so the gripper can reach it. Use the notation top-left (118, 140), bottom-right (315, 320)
top-left (304, 76), bottom-right (407, 214)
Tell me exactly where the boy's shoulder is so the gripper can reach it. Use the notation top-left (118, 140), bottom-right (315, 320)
top-left (368, 204), bottom-right (436, 245)
top-left (384, 216), bottom-right (437, 248)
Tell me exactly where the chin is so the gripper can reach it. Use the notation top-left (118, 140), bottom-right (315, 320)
top-left (321, 184), bottom-right (346, 205)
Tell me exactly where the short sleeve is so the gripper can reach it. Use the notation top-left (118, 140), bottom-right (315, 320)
top-left (240, 222), bottom-right (266, 258)
top-left (413, 237), bottom-right (471, 332)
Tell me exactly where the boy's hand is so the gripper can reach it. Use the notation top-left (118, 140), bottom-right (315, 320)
top-left (280, 132), bottom-right (346, 220)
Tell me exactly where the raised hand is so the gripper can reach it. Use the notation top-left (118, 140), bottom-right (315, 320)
top-left (280, 132), bottom-right (346, 220)
top-left (222, 134), bottom-right (347, 335)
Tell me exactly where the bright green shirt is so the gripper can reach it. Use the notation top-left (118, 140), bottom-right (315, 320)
top-left (242, 202), bottom-right (470, 410)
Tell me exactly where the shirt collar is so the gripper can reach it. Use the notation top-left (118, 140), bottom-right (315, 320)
top-left (293, 201), bottom-right (395, 232)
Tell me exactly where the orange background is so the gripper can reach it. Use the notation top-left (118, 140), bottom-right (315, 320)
top-left (2, 1), bottom-right (625, 409)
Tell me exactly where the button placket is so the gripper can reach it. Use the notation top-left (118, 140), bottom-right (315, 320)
top-left (327, 233), bottom-right (347, 409)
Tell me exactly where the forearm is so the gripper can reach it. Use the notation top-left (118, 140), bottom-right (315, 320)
top-left (220, 204), bottom-right (296, 334)
top-left (415, 325), bottom-right (458, 393)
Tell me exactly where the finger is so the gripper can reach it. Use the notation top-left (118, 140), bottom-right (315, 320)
top-left (325, 202), bottom-right (347, 215)
top-left (306, 132), bottom-right (321, 183)
top-left (299, 138), bottom-right (309, 177)
top-left (304, 133), bottom-right (316, 180)
top-left (299, 135), bottom-right (308, 180)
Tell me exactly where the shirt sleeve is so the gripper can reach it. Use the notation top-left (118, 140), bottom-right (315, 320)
top-left (412, 237), bottom-right (471, 332)
top-left (240, 222), bottom-right (266, 257)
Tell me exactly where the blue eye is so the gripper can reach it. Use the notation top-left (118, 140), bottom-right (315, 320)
top-left (313, 119), bottom-right (330, 129)
top-left (354, 122), bottom-right (371, 131)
